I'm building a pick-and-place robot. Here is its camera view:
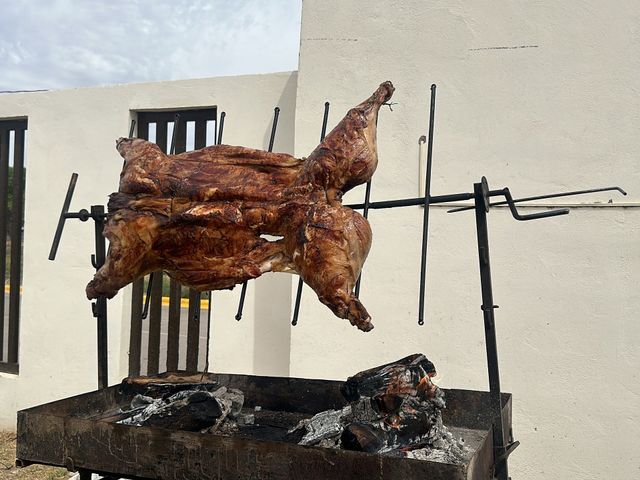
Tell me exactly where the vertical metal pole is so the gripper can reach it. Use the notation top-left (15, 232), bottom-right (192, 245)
top-left (473, 182), bottom-right (508, 480)
top-left (217, 112), bottom-right (226, 144)
top-left (353, 180), bottom-right (372, 298)
top-left (418, 84), bottom-right (436, 326)
top-left (292, 102), bottom-right (330, 326)
top-left (0, 130), bottom-right (8, 361)
top-left (7, 128), bottom-right (25, 364)
top-left (91, 205), bottom-right (108, 389)
top-left (236, 107), bottom-right (280, 321)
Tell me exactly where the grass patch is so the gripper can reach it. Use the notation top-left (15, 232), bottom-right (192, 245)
top-left (0, 432), bottom-right (68, 480)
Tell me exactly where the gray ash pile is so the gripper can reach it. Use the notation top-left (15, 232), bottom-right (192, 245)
top-left (289, 354), bottom-right (469, 464)
top-left (116, 355), bottom-right (469, 464)
top-left (117, 381), bottom-right (254, 433)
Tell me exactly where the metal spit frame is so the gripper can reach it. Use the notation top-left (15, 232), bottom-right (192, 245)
top-left (47, 85), bottom-right (626, 480)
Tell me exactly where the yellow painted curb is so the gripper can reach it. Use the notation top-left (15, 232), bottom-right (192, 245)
top-left (5, 284), bottom-right (208, 309)
top-left (145, 295), bottom-right (209, 309)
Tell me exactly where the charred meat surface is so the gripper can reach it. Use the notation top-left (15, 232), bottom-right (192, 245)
top-left (86, 82), bottom-right (395, 331)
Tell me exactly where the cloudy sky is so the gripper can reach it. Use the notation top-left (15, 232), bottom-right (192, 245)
top-left (0, 0), bottom-right (302, 92)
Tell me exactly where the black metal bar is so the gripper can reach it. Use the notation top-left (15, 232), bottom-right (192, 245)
top-left (48, 173), bottom-right (79, 261)
top-left (141, 119), bottom-right (169, 321)
top-left (186, 290), bottom-right (201, 372)
top-left (290, 280), bottom-right (304, 327)
top-left (166, 280), bottom-right (181, 371)
top-left (418, 84), bottom-right (436, 326)
top-left (292, 102), bottom-right (330, 326)
top-left (170, 114), bottom-right (180, 154)
top-left (501, 187), bottom-right (569, 221)
top-left (447, 186), bottom-right (627, 213)
top-left (138, 109), bottom-right (215, 124)
top-left (203, 291), bottom-right (213, 373)
top-left (473, 181), bottom-right (508, 480)
top-left (128, 279), bottom-right (143, 376)
top-left (0, 130), bottom-right (9, 361)
top-left (131, 116), bottom-right (149, 375)
top-left (346, 192), bottom-right (474, 210)
top-left (194, 119), bottom-right (207, 151)
top-left (128, 119), bottom-right (136, 138)
top-left (204, 111), bottom-right (224, 339)
top-left (157, 120), bottom-right (169, 153)
top-left (91, 205), bottom-right (108, 389)
top-left (353, 180), bottom-right (371, 299)
top-left (146, 272), bottom-right (163, 375)
top-left (182, 116), bottom-right (209, 370)
top-left (354, 104), bottom-right (382, 298)
top-left (235, 107), bottom-right (280, 321)
top-left (217, 112), bottom-right (226, 144)
top-left (137, 118), bottom-right (149, 143)
top-left (8, 128), bottom-right (25, 364)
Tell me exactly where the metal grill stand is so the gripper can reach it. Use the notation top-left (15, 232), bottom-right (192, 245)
top-left (42, 86), bottom-right (626, 480)
top-left (49, 176), bottom-right (110, 389)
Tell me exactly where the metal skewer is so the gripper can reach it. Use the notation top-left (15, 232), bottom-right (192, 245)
top-left (291, 102), bottom-right (330, 326)
top-left (418, 84), bottom-right (436, 326)
top-left (235, 107), bottom-right (281, 321)
top-left (141, 114), bottom-right (180, 320)
top-left (447, 186), bottom-right (627, 213)
top-left (354, 110), bottom-right (378, 299)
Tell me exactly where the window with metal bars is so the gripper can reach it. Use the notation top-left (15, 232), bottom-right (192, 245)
top-left (128, 108), bottom-right (217, 377)
top-left (0, 119), bottom-right (27, 374)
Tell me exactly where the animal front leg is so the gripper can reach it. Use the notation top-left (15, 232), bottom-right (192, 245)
top-left (288, 204), bottom-right (373, 331)
top-left (86, 213), bottom-right (160, 299)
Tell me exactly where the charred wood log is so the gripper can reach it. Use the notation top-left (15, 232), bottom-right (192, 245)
top-left (86, 82), bottom-right (395, 331)
top-left (341, 353), bottom-right (437, 402)
top-left (339, 354), bottom-right (444, 453)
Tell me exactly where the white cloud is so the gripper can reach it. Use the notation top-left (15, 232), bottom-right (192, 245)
top-left (0, 0), bottom-right (302, 91)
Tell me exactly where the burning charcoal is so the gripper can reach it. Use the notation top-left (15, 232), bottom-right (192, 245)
top-left (340, 354), bottom-right (436, 402)
top-left (346, 396), bottom-right (382, 423)
top-left (298, 353), bottom-right (454, 459)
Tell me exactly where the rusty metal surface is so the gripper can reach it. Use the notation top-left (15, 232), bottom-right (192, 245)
top-left (17, 373), bottom-right (511, 480)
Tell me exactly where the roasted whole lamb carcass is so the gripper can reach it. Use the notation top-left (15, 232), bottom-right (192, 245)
top-left (86, 81), bottom-right (395, 332)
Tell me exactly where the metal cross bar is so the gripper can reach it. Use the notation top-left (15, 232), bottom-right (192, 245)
top-left (447, 185), bottom-right (627, 213)
top-left (235, 107), bottom-right (281, 321)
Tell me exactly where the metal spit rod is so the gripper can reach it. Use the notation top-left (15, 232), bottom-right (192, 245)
top-left (447, 185), bottom-right (627, 213)
top-left (291, 101), bottom-right (330, 326)
top-left (203, 110), bottom-right (226, 369)
top-left (418, 84), bottom-right (436, 326)
top-left (141, 114), bottom-right (181, 320)
top-left (235, 106), bottom-right (281, 321)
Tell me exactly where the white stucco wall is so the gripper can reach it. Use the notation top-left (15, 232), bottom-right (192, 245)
top-left (0, 71), bottom-right (298, 428)
top-left (291, 1), bottom-right (639, 479)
